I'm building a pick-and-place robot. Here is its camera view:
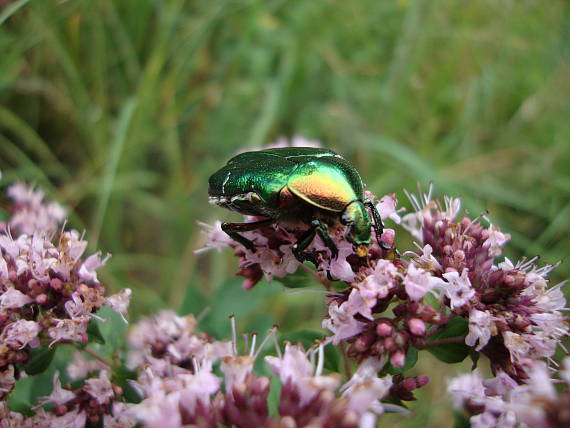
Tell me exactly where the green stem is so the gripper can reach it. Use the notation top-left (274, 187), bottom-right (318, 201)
top-left (80, 346), bottom-right (115, 368)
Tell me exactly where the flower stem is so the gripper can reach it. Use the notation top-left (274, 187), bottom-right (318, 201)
top-left (80, 346), bottom-right (115, 368)
top-left (339, 342), bottom-right (352, 379)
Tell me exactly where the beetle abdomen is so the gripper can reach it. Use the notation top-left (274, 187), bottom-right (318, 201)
top-left (287, 160), bottom-right (362, 212)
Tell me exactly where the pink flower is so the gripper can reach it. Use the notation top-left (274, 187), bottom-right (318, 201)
top-left (340, 358), bottom-right (392, 424)
top-left (177, 368), bottom-right (222, 416)
top-left (407, 318), bottom-right (426, 337)
top-left (51, 409), bottom-right (87, 428)
top-left (0, 287), bottom-right (33, 309)
top-left (194, 221), bottom-right (234, 254)
top-left (483, 225), bottom-right (510, 257)
top-left (39, 372), bottom-right (75, 406)
top-left (6, 183), bottom-right (66, 235)
top-left (357, 260), bottom-right (398, 308)
top-left (48, 317), bottom-right (89, 345)
top-left (221, 355), bottom-right (254, 394)
top-left (465, 309), bottom-right (495, 351)
top-left (447, 371), bottom-right (485, 409)
top-left (482, 372), bottom-right (518, 397)
top-left (405, 244), bottom-right (442, 272)
top-left (104, 403), bottom-right (137, 428)
top-left (322, 299), bottom-right (368, 344)
top-left (0, 365), bottom-right (16, 398)
top-left (343, 288), bottom-right (373, 320)
top-left (131, 364), bottom-right (221, 427)
top-left (85, 371), bottom-right (114, 405)
top-left (326, 241), bottom-right (357, 282)
top-left (59, 230), bottom-right (88, 262)
top-left (78, 252), bottom-right (109, 284)
top-left (0, 255), bottom-right (7, 281)
top-left (67, 352), bottom-right (108, 380)
top-left (376, 194), bottom-right (402, 224)
top-left (257, 135), bottom-right (322, 151)
top-left (2, 319), bottom-right (40, 349)
top-left (64, 292), bottom-right (91, 319)
top-left (265, 343), bottom-right (313, 384)
top-left (527, 281), bottom-right (566, 312)
top-left (403, 263), bottom-right (443, 301)
top-left (502, 331), bottom-right (532, 363)
top-left (524, 361), bottom-right (556, 401)
top-left (265, 344), bottom-right (340, 406)
top-left (105, 288), bottom-right (132, 323)
top-left (7, 182), bottom-right (45, 206)
top-left (309, 230), bottom-right (355, 282)
top-left (441, 268), bottom-right (476, 310)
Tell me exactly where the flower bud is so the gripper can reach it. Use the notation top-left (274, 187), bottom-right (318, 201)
top-left (407, 318), bottom-right (426, 337)
top-left (50, 278), bottom-right (63, 290)
top-left (384, 337), bottom-right (397, 352)
top-left (390, 350), bottom-right (406, 368)
top-left (354, 333), bottom-right (375, 351)
top-left (380, 229), bottom-right (395, 248)
top-left (376, 321), bottom-right (393, 337)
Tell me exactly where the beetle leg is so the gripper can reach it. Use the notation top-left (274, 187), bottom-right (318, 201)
top-left (292, 227), bottom-right (319, 265)
top-left (292, 219), bottom-right (339, 265)
top-left (364, 199), bottom-right (390, 250)
top-left (221, 218), bottom-right (274, 252)
top-left (314, 220), bottom-right (339, 260)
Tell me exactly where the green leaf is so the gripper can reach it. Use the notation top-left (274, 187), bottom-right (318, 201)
top-left (426, 318), bottom-right (470, 364)
top-left (427, 342), bottom-right (470, 364)
top-left (200, 278), bottom-right (280, 339)
top-left (453, 411), bottom-right (471, 428)
top-left (24, 346), bottom-right (56, 376)
top-left (95, 306), bottom-right (128, 352)
top-left (87, 319), bottom-right (106, 345)
top-left (112, 365), bottom-right (141, 404)
top-left (274, 268), bottom-right (315, 289)
top-left (179, 279), bottom-right (208, 316)
top-left (7, 375), bottom-right (34, 415)
top-left (384, 347), bottom-right (418, 375)
top-left (430, 318), bottom-right (469, 340)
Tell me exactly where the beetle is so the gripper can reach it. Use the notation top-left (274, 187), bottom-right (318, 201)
top-left (208, 147), bottom-right (388, 264)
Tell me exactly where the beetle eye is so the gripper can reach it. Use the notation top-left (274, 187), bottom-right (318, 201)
top-left (248, 192), bottom-right (261, 202)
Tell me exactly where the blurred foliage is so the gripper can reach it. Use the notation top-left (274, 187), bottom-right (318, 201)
top-left (0, 0), bottom-right (568, 426)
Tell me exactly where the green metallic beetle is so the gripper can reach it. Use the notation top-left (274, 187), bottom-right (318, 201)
top-left (208, 147), bottom-right (388, 263)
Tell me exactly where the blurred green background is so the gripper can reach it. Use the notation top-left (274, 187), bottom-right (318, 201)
top-left (0, 0), bottom-right (568, 426)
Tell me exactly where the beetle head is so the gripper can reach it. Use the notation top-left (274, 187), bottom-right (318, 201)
top-left (341, 201), bottom-right (372, 247)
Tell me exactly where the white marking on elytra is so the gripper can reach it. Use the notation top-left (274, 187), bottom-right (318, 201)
top-left (222, 171), bottom-right (231, 194)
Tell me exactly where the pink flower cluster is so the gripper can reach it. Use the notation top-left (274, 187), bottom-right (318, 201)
top-left (0, 182), bottom-right (66, 236)
top-left (0, 367), bottom-right (134, 427)
top-left (126, 309), bottom-right (396, 428)
top-left (402, 189), bottom-right (568, 379)
top-left (448, 357), bottom-right (570, 427)
top-left (0, 183), bottom-right (131, 399)
top-left (199, 185), bottom-right (568, 379)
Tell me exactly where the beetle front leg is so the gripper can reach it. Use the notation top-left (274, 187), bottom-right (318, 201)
top-left (292, 219), bottom-right (338, 265)
top-left (364, 199), bottom-right (390, 250)
top-left (221, 218), bottom-right (274, 252)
